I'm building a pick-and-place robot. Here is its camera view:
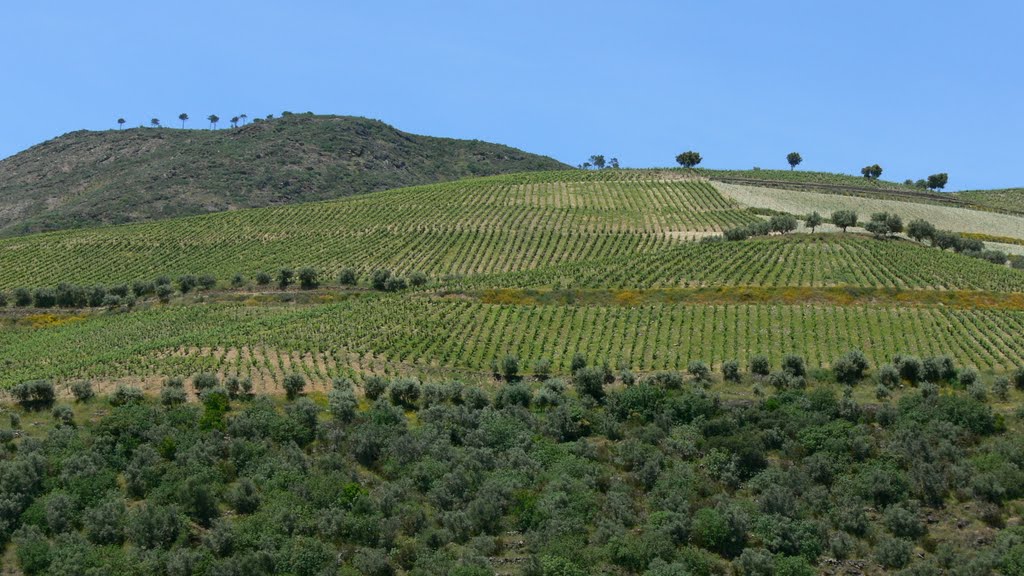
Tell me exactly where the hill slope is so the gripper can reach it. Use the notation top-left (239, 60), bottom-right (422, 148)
top-left (0, 114), bottom-right (568, 235)
top-left (0, 171), bottom-right (760, 289)
top-left (3, 169), bottom-right (1024, 387)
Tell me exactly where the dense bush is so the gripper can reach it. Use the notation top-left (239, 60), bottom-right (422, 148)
top-left (69, 380), bottom-right (95, 402)
top-left (722, 360), bottom-right (741, 383)
top-left (338, 268), bottom-right (359, 285)
top-left (11, 379), bottom-right (56, 410)
top-left (298, 267), bottom-right (319, 289)
top-left (2, 356), bottom-right (1022, 575)
top-left (283, 373), bottom-right (307, 400)
top-left (749, 355), bottom-right (770, 377)
top-left (833, 350), bottom-right (869, 385)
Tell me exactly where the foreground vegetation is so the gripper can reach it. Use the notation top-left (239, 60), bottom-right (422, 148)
top-left (5, 358), bottom-right (1024, 575)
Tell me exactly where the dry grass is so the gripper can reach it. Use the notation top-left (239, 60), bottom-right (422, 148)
top-left (715, 182), bottom-right (1024, 241)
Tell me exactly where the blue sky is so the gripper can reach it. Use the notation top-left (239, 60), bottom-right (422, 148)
top-left (2, 0), bottom-right (1021, 190)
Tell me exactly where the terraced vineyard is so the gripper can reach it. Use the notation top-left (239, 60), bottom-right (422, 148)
top-left (0, 172), bottom-right (757, 289)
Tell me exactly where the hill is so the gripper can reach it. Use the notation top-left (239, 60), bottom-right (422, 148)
top-left (0, 113), bottom-right (568, 236)
top-left (4, 168), bottom-right (1024, 576)
top-left (0, 171), bottom-right (759, 289)
top-left (701, 168), bottom-right (1024, 215)
top-left (2, 168), bottom-right (1024, 388)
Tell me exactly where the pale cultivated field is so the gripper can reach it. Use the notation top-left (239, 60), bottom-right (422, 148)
top-left (715, 182), bottom-right (1024, 241)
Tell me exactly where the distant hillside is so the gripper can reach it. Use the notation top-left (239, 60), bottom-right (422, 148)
top-left (0, 114), bottom-right (568, 235)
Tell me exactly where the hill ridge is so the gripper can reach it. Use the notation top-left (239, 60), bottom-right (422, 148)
top-left (0, 113), bottom-right (568, 236)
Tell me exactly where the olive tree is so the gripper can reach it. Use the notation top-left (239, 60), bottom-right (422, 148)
top-left (831, 210), bottom-right (858, 232)
top-left (805, 211), bottom-right (823, 232)
top-left (769, 214), bottom-right (798, 234)
top-left (833, 350), bottom-right (869, 385)
top-left (283, 373), bottom-right (306, 400)
top-left (298, 267), bottom-right (319, 289)
top-left (906, 219), bottom-right (936, 243)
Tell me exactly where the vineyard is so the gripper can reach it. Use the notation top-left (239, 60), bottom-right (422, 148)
top-left (1, 169), bottom-right (1024, 390)
top-left (3, 293), bottom-right (1024, 388)
top-left (456, 234), bottom-right (1024, 292)
top-left (0, 174), bottom-right (757, 289)
top-left (956, 187), bottom-right (1024, 213)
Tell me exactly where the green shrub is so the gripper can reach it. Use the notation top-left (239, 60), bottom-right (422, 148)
top-left (874, 536), bottom-right (912, 569)
top-left (878, 364), bottom-right (900, 388)
top-left (958, 367), bottom-right (980, 388)
top-left (722, 360), bottom-right (741, 382)
top-left (14, 525), bottom-right (51, 574)
top-left (83, 497), bottom-right (126, 545)
top-left (11, 379), bottom-right (56, 410)
top-left (283, 373), bottom-right (306, 400)
top-left (109, 385), bottom-right (144, 406)
top-left (177, 274), bottom-right (199, 293)
top-left (389, 378), bottom-right (421, 409)
top-left (383, 276), bottom-right (408, 291)
top-left (833, 350), bottom-right (869, 385)
top-left (277, 268), bottom-right (295, 289)
top-left (338, 268), bottom-right (359, 285)
top-left (32, 287), bottom-right (56, 308)
top-left (156, 283), bottom-right (174, 303)
top-left (895, 355), bottom-right (923, 383)
top-left (749, 354), bottom-right (770, 376)
top-left (69, 380), bottom-right (94, 402)
top-left (52, 405), bottom-right (75, 427)
top-left (688, 360), bottom-right (712, 384)
top-left (160, 386), bottom-right (186, 406)
top-left (198, 274), bottom-right (217, 290)
top-left (501, 355), bottom-right (520, 381)
top-left (298, 267), bottom-right (319, 289)
top-left (193, 372), bottom-right (219, 394)
top-left (575, 366), bottom-right (606, 403)
top-left (371, 269), bottom-right (392, 290)
top-left (533, 358), bottom-right (552, 381)
top-left (1011, 366), bottom-right (1024, 390)
top-left (14, 287), bottom-right (33, 306)
top-left (364, 376), bottom-right (389, 400)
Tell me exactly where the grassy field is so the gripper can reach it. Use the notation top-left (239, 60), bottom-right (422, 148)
top-left (956, 187), bottom-right (1024, 212)
top-left (714, 181), bottom-right (1024, 240)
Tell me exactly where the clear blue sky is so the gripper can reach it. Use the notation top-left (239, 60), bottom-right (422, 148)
top-left (3, 0), bottom-right (1022, 190)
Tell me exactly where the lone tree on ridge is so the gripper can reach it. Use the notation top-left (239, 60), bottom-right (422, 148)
top-left (676, 151), bottom-right (702, 168)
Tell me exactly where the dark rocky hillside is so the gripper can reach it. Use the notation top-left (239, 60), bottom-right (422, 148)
top-left (0, 113), bottom-right (568, 235)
